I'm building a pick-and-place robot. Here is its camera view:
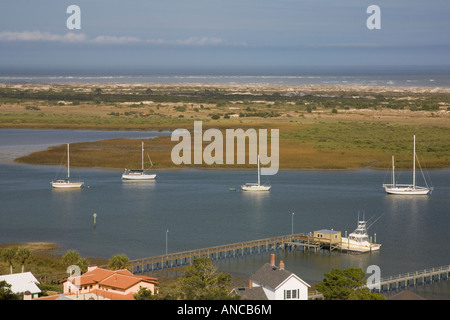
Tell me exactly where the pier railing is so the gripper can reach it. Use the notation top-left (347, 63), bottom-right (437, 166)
top-left (129, 233), bottom-right (450, 297)
top-left (375, 265), bottom-right (450, 292)
top-left (130, 233), bottom-right (334, 274)
top-left (310, 265), bottom-right (450, 299)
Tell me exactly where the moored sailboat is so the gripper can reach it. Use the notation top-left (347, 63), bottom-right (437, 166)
top-left (241, 155), bottom-right (271, 191)
top-left (383, 135), bottom-right (432, 195)
top-left (122, 141), bottom-right (156, 180)
top-left (51, 144), bottom-right (84, 188)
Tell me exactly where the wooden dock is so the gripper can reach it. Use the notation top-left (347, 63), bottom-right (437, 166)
top-left (131, 233), bottom-right (342, 274)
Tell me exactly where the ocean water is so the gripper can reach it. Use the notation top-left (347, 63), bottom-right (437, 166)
top-left (1, 65), bottom-right (450, 87)
top-left (0, 129), bottom-right (449, 299)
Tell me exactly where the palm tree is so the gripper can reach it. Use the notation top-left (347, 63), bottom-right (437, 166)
top-left (15, 248), bottom-right (31, 273)
top-left (62, 250), bottom-right (90, 274)
top-left (108, 254), bottom-right (131, 270)
top-left (77, 257), bottom-right (89, 273)
top-left (62, 250), bottom-right (81, 268)
top-left (2, 248), bottom-right (18, 274)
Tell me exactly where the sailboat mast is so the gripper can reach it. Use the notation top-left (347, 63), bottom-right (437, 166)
top-left (141, 141), bottom-right (144, 170)
top-left (67, 143), bottom-right (70, 180)
top-left (413, 135), bottom-right (416, 188)
top-left (392, 155), bottom-right (395, 187)
top-left (257, 154), bottom-right (260, 186)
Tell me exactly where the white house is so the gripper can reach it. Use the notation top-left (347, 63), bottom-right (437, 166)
top-left (232, 254), bottom-right (310, 300)
top-left (0, 272), bottom-right (41, 298)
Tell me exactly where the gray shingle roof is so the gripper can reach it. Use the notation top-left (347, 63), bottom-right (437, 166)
top-left (250, 263), bottom-right (293, 289)
top-left (232, 287), bottom-right (268, 300)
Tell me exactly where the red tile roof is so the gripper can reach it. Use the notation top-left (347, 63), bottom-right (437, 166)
top-left (90, 289), bottom-right (135, 300)
top-left (71, 267), bottom-right (158, 290)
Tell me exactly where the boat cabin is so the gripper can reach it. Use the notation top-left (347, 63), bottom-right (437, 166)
top-left (313, 229), bottom-right (341, 244)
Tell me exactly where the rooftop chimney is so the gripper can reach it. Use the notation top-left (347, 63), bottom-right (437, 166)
top-left (279, 260), bottom-right (285, 270)
top-left (249, 279), bottom-right (253, 289)
top-left (24, 291), bottom-right (32, 301)
top-left (270, 253), bottom-right (275, 266)
top-left (87, 265), bottom-right (98, 272)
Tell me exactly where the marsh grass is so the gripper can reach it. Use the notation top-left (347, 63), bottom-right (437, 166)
top-left (5, 83), bottom-right (450, 170)
top-left (15, 120), bottom-right (450, 170)
top-left (0, 242), bottom-right (108, 284)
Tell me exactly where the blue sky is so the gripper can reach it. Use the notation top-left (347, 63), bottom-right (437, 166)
top-left (0, 0), bottom-right (449, 71)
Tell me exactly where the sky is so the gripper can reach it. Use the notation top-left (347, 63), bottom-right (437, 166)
top-left (0, 0), bottom-right (449, 72)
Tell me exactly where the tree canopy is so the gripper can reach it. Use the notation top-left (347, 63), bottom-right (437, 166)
top-left (138, 256), bottom-right (239, 300)
top-left (1, 248), bottom-right (18, 274)
top-left (107, 254), bottom-right (131, 270)
top-left (16, 248), bottom-right (32, 273)
top-left (177, 256), bottom-right (238, 300)
top-left (61, 250), bottom-right (88, 273)
top-left (316, 268), bottom-right (385, 300)
top-left (0, 280), bottom-right (21, 300)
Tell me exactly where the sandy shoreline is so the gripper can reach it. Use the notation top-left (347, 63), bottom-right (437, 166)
top-left (2, 81), bottom-right (450, 92)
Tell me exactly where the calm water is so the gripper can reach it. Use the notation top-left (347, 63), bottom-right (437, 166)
top-left (0, 129), bottom-right (449, 299)
top-left (0, 129), bottom-right (168, 163)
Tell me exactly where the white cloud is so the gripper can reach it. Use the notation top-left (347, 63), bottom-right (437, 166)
top-left (0, 31), bottom-right (87, 43)
top-left (0, 31), bottom-right (226, 47)
top-left (175, 37), bottom-right (224, 46)
top-left (92, 35), bottom-right (142, 44)
top-left (146, 37), bottom-right (224, 46)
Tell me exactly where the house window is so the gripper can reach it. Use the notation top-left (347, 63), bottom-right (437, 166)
top-left (285, 289), bottom-right (299, 300)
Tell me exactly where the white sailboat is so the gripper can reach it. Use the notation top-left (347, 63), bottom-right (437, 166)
top-left (51, 144), bottom-right (84, 188)
top-left (241, 155), bottom-right (271, 191)
top-left (122, 141), bottom-right (156, 180)
top-left (383, 135), bottom-right (432, 195)
top-left (341, 216), bottom-right (381, 253)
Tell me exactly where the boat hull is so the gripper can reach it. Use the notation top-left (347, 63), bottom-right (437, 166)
top-left (383, 185), bottom-right (431, 195)
top-left (122, 174), bottom-right (157, 180)
top-left (241, 185), bottom-right (271, 191)
top-left (340, 238), bottom-right (381, 253)
top-left (51, 181), bottom-right (84, 188)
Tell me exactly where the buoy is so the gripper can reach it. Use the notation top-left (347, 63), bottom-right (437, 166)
top-left (93, 213), bottom-right (97, 227)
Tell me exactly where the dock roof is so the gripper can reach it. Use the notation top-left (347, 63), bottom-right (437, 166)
top-left (315, 229), bottom-right (340, 234)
